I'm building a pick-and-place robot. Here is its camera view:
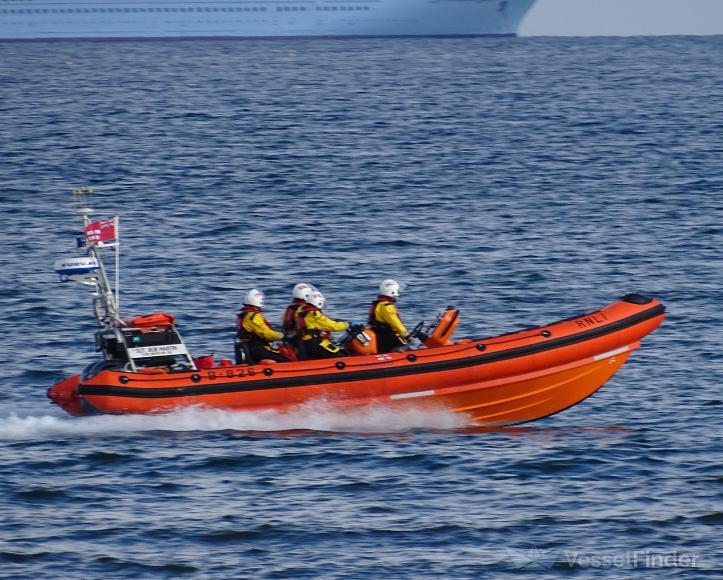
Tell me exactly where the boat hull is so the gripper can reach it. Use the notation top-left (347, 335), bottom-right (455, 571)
top-left (49, 294), bottom-right (665, 426)
top-left (0, 0), bottom-right (536, 41)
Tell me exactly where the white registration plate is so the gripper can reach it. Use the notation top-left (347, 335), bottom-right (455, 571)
top-left (127, 344), bottom-right (187, 359)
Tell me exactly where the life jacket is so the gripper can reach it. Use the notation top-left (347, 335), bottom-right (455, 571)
top-left (368, 295), bottom-right (407, 352)
top-left (282, 298), bottom-right (306, 335)
top-left (237, 306), bottom-right (267, 346)
top-left (368, 295), bottom-right (396, 329)
top-left (296, 303), bottom-right (330, 341)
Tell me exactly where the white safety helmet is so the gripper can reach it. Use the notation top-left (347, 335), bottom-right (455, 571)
top-left (379, 279), bottom-right (401, 298)
top-left (292, 282), bottom-right (313, 301)
top-left (307, 290), bottom-right (325, 309)
top-left (243, 288), bottom-right (265, 308)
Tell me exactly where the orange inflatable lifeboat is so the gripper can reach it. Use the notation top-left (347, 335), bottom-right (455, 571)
top-left (48, 294), bottom-right (665, 426)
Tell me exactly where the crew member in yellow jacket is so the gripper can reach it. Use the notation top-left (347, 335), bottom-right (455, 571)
top-left (281, 282), bottom-right (314, 355)
top-left (235, 289), bottom-right (290, 364)
top-left (369, 279), bottom-right (410, 353)
top-left (296, 290), bottom-right (349, 360)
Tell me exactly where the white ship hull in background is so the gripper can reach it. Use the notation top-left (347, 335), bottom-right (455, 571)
top-left (0, 0), bottom-right (536, 40)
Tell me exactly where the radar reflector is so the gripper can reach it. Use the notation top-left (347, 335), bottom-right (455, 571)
top-left (54, 256), bottom-right (100, 283)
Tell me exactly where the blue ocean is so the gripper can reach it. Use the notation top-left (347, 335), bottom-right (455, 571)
top-left (1, 35), bottom-right (721, 577)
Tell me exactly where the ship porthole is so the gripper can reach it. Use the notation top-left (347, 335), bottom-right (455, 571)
top-left (263, 368), bottom-right (273, 376)
top-left (476, 344), bottom-right (486, 352)
top-left (335, 361), bottom-right (346, 370)
top-left (541, 330), bottom-right (552, 338)
top-left (191, 374), bottom-right (201, 383)
top-left (119, 375), bottom-right (129, 384)
top-left (407, 354), bottom-right (417, 362)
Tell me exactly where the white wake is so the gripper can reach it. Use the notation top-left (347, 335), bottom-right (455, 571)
top-left (0, 403), bottom-right (468, 440)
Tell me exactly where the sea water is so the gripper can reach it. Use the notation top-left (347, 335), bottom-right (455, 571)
top-left (0, 36), bottom-right (721, 577)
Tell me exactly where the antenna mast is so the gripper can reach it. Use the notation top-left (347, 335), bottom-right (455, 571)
top-left (69, 187), bottom-right (121, 327)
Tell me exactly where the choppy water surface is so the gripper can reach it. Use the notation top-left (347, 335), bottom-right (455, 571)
top-left (1, 36), bottom-right (722, 577)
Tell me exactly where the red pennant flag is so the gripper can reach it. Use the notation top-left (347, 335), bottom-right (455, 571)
top-left (85, 217), bottom-right (117, 245)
